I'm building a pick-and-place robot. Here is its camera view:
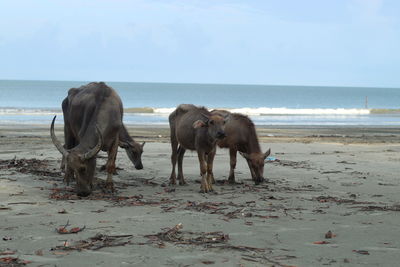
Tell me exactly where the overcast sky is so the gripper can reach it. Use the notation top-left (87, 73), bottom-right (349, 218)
top-left (0, 0), bottom-right (399, 87)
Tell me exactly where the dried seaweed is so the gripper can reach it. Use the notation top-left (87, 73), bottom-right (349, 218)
top-left (49, 187), bottom-right (171, 206)
top-left (0, 157), bottom-right (61, 178)
top-left (144, 224), bottom-right (264, 253)
top-left (0, 256), bottom-right (31, 266)
top-left (51, 233), bottom-right (133, 251)
top-left (313, 196), bottom-right (374, 205)
top-left (355, 205), bottom-right (400, 212)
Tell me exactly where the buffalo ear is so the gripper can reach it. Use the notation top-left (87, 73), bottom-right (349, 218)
top-left (239, 152), bottom-right (251, 160)
top-left (193, 120), bottom-right (207, 129)
top-left (141, 142), bottom-right (146, 148)
top-left (119, 141), bottom-right (130, 149)
top-left (263, 148), bottom-right (271, 159)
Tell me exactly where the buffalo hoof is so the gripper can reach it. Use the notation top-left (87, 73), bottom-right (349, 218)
top-left (179, 181), bottom-right (187, 186)
top-left (227, 178), bottom-right (236, 185)
top-left (254, 178), bottom-right (265, 185)
top-left (200, 184), bottom-right (213, 193)
top-left (105, 181), bottom-right (115, 193)
top-left (77, 191), bottom-right (91, 197)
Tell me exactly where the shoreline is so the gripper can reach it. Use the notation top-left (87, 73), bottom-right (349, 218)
top-left (1, 124), bottom-right (399, 144)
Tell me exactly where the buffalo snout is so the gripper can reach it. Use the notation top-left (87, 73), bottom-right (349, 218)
top-left (135, 163), bottom-right (143, 170)
top-left (216, 131), bottom-right (226, 139)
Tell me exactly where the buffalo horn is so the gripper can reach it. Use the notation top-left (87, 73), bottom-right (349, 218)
top-left (50, 116), bottom-right (69, 157)
top-left (82, 124), bottom-right (103, 160)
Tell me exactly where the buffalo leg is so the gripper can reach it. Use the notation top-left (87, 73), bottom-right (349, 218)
top-left (246, 159), bottom-right (256, 181)
top-left (198, 152), bottom-right (212, 193)
top-left (206, 148), bottom-right (216, 185)
top-left (169, 138), bottom-right (178, 185)
top-left (177, 145), bottom-right (187, 185)
top-left (228, 148), bottom-right (237, 184)
top-left (105, 138), bottom-right (119, 192)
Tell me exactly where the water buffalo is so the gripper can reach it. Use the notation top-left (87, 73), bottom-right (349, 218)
top-left (118, 125), bottom-right (145, 170)
top-left (51, 82), bottom-right (143, 196)
top-left (211, 110), bottom-right (271, 185)
top-left (169, 104), bottom-right (227, 193)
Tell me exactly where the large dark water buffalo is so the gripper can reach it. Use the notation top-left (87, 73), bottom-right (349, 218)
top-left (211, 110), bottom-right (270, 185)
top-left (169, 104), bottom-right (227, 193)
top-left (51, 82), bottom-right (144, 196)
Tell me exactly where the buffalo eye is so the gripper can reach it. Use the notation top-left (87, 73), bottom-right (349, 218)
top-left (209, 120), bottom-right (214, 125)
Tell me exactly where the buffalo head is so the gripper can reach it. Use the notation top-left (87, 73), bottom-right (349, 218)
top-left (119, 140), bottom-right (145, 170)
top-left (193, 114), bottom-right (227, 140)
top-left (50, 116), bottom-right (102, 197)
top-left (240, 148), bottom-right (271, 185)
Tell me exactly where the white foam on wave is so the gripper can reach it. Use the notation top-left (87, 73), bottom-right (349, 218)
top-left (0, 108), bottom-right (62, 116)
top-left (229, 107), bottom-right (370, 115)
top-left (0, 107), bottom-right (371, 117)
top-left (153, 108), bottom-right (176, 114)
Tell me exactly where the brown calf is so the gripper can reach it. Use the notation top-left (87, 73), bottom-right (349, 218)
top-left (169, 104), bottom-right (226, 193)
top-left (211, 110), bottom-right (271, 185)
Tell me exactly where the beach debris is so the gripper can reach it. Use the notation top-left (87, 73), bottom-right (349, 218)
top-left (144, 224), bottom-right (265, 253)
top-left (271, 160), bottom-right (312, 170)
top-left (0, 157), bottom-right (61, 177)
top-left (49, 186), bottom-right (172, 206)
top-left (2, 236), bottom-right (12, 241)
top-left (356, 205), bottom-right (400, 212)
top-left (352, 250), bottom-right (370, 255)
top-left (9, 191), bottom-right (24, 196)
top-left (0, 250), bottom-right (15, 256)
top-left (7, 202), bottom-right (37, 205)
top-left (58, 209), bottom-right (67, 214)
top-left (35, 250), bottom-right (43, 256)
top-left (337, 160), bottom-right (356, 165)
top-left (144, 223), bottom-right (230, 248)
top-left (312, 195), bottom-right (374, 205)
top-left (51, 233), bottom-right (133, 252)
top-left (56, 220), bottom-right (86, 234)
top-left (313, 241), bottom-right (330, 245)
top-left (325, 230), bottom-right (336, 239)
top-left (0, 257), bottom-right (32, 266)
top-left (201, 260), bottom-right (215, 264)
top-left (266, 156), bottom-right (277, 162)
top-left (91, 209), bottom-right (106, 213)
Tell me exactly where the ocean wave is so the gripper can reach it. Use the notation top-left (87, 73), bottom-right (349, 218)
top-left (0, 108), bottom-right (62, 115)
top-left (4, 107), bottom-right (399, 116)
top-left (228, 108), bottom-right (370, 115)
top-left (152, 107), bottom-right (371, 115)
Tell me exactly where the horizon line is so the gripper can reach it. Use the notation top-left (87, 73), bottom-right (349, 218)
top-left (1, 78), bottom-right (399, 90)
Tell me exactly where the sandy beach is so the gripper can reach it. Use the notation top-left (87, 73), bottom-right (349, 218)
top-left (1, 124), bottom-right (400, 267)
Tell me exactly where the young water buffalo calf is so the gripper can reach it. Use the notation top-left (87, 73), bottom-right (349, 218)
top-left (211, 110), bottom-right (271, 185)
top-left (169, 104), bottom-right (227, 193)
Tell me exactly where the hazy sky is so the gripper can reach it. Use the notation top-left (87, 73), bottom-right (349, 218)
top-left (0, 0), bottom-right (399, 87)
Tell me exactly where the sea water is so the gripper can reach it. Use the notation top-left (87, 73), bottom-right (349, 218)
top-left (0, 80), bottom-right (400, 126)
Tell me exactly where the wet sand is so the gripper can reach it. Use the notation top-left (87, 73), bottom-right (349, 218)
top-left (1, 125), bottom-right (400, 266)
